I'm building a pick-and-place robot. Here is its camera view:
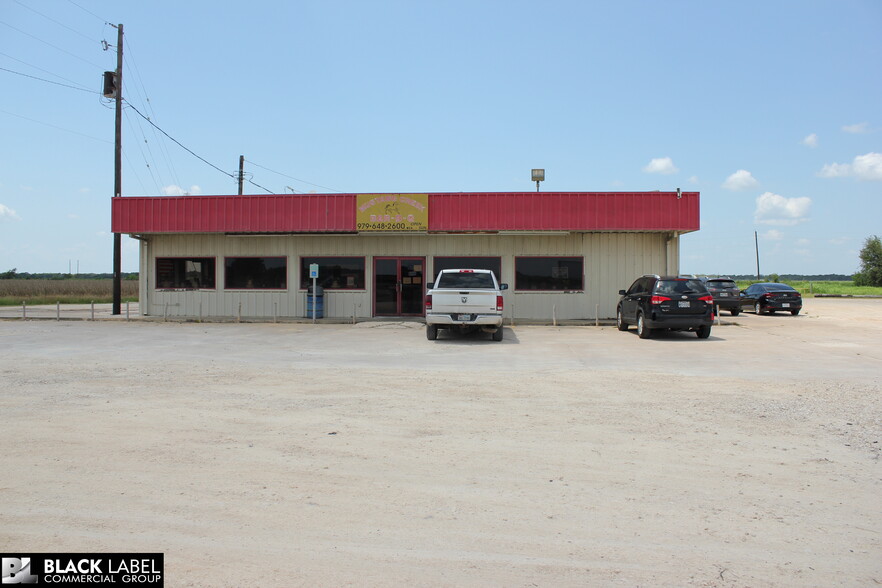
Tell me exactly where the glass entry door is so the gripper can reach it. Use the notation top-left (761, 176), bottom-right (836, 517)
top-left (374, 257), bottom-right (425, 316)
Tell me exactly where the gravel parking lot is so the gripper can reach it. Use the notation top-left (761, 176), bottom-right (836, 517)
top-left (1, 299), bottom-right (880, 586)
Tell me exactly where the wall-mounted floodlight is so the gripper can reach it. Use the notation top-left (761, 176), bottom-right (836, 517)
top-left (532, 169), bottom-right (545, 192)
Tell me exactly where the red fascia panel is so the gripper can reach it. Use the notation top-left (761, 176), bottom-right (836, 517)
top-left (428, 192), bottom-right (699, 232)
top-left (112, 191), bottom-right (699, 234)
top-left (112, 195), bottom-right (357, 233)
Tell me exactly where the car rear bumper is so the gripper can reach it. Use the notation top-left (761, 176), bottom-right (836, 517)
top-left (761, 302), bottom-right (802, 312)
top-left (426, 313), bottom-right (503, 327)
top-left (645, 312), bottom-right (714, 330)
top-left (712, 298), bottom-right (741, 310)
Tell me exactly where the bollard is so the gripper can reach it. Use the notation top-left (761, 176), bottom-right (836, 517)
top-left (595, 304), bottom-right (599, 327)
top-left (552, 304), bottom-right (557, 327)
top-left (91, 301), bottom-right (95, 321)
top-left (57, 301), bottom-right (60, 321)
top-left (237, 302), bottom-right (242, 323)
top-left (22, 301), bottom-right (26, 319)
top-left (126, 301), bottom-right (130, 321)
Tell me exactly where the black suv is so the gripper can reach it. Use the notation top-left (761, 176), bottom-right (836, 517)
top-left (704, 277), bottom-right (741, 316)
top-left (617, 275), bottom-right (714, 339)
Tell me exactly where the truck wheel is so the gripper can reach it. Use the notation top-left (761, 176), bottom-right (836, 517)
top-left (637, 313), bottom-right (653, 339)
top-left (426, 325), bottom-right (438, 340)
top-left (492, 327), bottom-right (503, 341)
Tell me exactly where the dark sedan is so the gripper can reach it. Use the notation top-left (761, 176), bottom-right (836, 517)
top-left (740, 282), bottom-right (802, 315)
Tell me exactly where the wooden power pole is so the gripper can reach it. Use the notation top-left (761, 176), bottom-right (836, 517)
top-left (112, 23), bottom-right (124, 315)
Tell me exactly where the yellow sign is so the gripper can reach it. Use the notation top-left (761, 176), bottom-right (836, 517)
top-left (356, 193), bottom-right (429, 232)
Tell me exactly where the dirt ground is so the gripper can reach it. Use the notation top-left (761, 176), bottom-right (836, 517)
top-left (1, 298), bottom-right (880, 587)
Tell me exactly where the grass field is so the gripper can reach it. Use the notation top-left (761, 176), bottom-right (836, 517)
top-left (736, 280), bottom-right (882, 296)
top-left (0, 279), bottom-right (138, 306)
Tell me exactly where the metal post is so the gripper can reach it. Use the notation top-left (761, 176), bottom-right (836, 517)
top-left (22, 301), bottom-right (26, 319)
top-left (755, 230), bottom-right (761, 281)
top-left (126, 301), bottom-right (130, 321)
top-left (57, 301), bottom-right (61, 321)
top-left (312, 275), bottom-right (317, 324)
top-left (238, 155), bottom-right (244, 195)
top-left (91, 301), bottom-right (95, 321)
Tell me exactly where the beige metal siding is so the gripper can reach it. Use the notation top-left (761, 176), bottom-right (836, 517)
top-left (141, 232), bottom-right (677, 320)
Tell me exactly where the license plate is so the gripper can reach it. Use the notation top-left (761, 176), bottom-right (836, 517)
top-left (782, 303), bottom-right (790, 308)
top-left (678, 301), bottom-right (690, 308)
top-left (457, 314), bottom-right (471, 321)
top-left (719, 292), bottom-right (728, 297)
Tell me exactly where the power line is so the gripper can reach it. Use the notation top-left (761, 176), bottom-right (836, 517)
top-left (65, 0), bottom-right (108, 24)
top-left (0, 108), bottom-right (111, 143)
top-left (0, 20), bottom-right (105, 69)
top-left (245, 159), bottom-right (344, 193)
top-left (0, 51), bottom-right (94, 90)
top-left (0, 65), bottom-right (98, 94)
top-left (12, 0), bottom-right (97, 43)
top-left (124, 101), bottom-right (275, 194)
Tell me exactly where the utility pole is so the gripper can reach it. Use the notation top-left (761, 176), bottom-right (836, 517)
top-left (112, 24), bottom-right (124, 315)
top-left (238, 155), bottom-right (244, 195)
top-left (754, 230), bottom-right (761, 281)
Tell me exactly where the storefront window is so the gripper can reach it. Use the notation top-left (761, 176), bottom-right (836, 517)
top-left (432, 257), bottom-right (502, 283)
top-left (156, 257), bottom-right (216, 290)
top-left (225, 257), bottom-right (287, 289)
top-left (515, 257), bottom-right (583, 291)
top-left (300, 257), bottom-right (365, 289)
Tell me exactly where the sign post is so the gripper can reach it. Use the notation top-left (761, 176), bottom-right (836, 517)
top-left (309, 263), bottom-right (319, 324)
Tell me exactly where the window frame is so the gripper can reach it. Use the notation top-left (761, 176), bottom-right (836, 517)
top-left (299, 256), bottom-right (367, 291)
top-left (224, 256), bottom-right (288, 290)
top-left (431, 256), bottom-right (503, 284)
top-left (514, 256), bottom-right (584, 292)
top-left (155, 256), bottom-right (217, 290)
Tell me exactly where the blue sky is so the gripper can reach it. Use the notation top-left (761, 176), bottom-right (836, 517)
top-left (1, 0), bottom-right (880, 275)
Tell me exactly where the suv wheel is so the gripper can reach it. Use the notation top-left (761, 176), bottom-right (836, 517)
top-left (616, 307), bottom-right (629, 331)
top-left (696, 325), bottom-right (711, 339)
top-left (730, 308), bottom-right (741, 316)
top-left (755, 302), bottom-right (764, 315)
top-left (637, 313), bottom-right (653, 339)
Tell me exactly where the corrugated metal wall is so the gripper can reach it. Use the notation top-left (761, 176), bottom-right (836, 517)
top-left (142, 232), bottom-right (676, 321)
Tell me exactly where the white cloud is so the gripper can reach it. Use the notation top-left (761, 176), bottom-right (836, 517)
top-left (796, 238), bottom-right (810, 247)
top-left (162, 184), bottom-right (203, 196)
top-left (754, 192), bottom-right (811, 226)
top-left (0, 203), bottom-right (21, 221)
top-left (842, 122), bottom-right (869, 134)
top-left (687, 175), bottom-right (699, 184)
top-left (763, 229), bottom-right (784, 240)
top-left (818, 152), bottom-right (882, 181)
top-left (722, 169), bottom-right (759, 191)
top-left (828, 236), bottom-right (848, 246)
top-left (802, 133), bottom-right (819, 148)
top-left (642, 157), bottom-right (679, 175)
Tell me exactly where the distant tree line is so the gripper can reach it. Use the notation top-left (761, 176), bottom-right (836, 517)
top-left (0, 269), bottom-right (139, 280)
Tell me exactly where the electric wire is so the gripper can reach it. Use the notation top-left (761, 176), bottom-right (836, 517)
top-left (123, 108), bottom-right (163, 194)
top-left (65, 0), bottom-right (108, 24)
top-left (0, 65), bottom-right (98, 94)
top-left (0, 51), bottom-right (94, 90)
top-left (124, 101), bottom-right (275, 194)
top-left (0, 20), bottom-right (104, 69)
top-left (0, 108), bottom-right (111, 144)
top-left (12, 0), bottom-right (98, 43)
top-left (245, 159), bottom-right (344, 193)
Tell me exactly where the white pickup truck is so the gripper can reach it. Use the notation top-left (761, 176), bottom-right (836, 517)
top-left (424, 269), bottom-right (508, 341)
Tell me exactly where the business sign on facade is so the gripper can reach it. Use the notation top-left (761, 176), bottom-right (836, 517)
top-left (356, 194), bottom-right (428, 232)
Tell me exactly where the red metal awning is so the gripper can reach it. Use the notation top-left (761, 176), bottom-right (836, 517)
top-left (112, 191), bottom-right (699, 234)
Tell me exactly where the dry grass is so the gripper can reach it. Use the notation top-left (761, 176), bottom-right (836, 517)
top-left (0, 279), bottom-right (138, 305)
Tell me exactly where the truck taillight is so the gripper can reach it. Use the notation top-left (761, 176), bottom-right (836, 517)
top-left (496, 295), bottom-right (503, 311)
top-left (425, 294), bottom-right (432, 311)
top-left (651, 295), bottom-right (671, 305)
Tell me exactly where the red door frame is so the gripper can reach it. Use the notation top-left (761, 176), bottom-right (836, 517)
top-left (372, 256), bottom-right (425, 317)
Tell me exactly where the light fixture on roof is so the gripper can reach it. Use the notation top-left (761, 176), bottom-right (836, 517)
top-left (532, 169), bottom-right (545, 192)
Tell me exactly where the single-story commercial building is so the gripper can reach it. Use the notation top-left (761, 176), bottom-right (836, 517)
top-left (111, 191), bottom-right (699, 321)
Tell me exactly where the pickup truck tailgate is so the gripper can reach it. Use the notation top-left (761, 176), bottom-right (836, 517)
top-left (432, 291), bottom-right (498, 314)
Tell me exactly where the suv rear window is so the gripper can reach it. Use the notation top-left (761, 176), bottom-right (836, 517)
top-left (436, 272), bottom-right (496, 289)
top-left (654, 279), bottom-right (707, 296)
top-left (707, 280), bottom-right (737, 289)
